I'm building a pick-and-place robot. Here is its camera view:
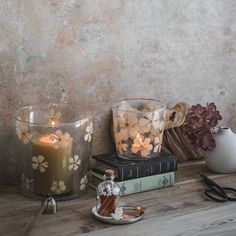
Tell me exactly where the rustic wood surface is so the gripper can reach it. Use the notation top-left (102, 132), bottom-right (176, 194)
top-left (1, 161), bottom-right (236, 236)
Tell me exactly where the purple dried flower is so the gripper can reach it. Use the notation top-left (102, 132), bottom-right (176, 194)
top-left (182, 103), bottom-right (222, 151)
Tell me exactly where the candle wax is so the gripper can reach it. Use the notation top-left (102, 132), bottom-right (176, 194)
top-left (32, 134), bottom-right (73, 195)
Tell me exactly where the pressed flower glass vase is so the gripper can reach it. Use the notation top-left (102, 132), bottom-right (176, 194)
top-left (112, 99), bottom-right (166, 160)
top-left (15, 104), bottom-right (93, 200)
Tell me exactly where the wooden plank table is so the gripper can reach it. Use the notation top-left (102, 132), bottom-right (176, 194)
top-left (1, 160), bottom-right (236, 236)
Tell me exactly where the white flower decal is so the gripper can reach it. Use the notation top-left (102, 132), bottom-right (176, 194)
top-left (50, 181), bottom-right (66, 194)
top-left (131, 134), bottom-right (153, 158)
top-left (80, 175), bottom-right (88, 190)
top-left (68, 155), bottom-right (81, 171)
top-left (32, 155), bottom-right (48, 173)
top-left (153, 136), bottom-right (162, 153)
top-left (53, 130), bottom-right (73, 149)
top-left (16, 121), bottom-right (33, 144)
top-left (84, 123), bottom-right (93, 142)
top-left (152, 110), bottom-right (165, 130)
top-left (21, 173), bottom-right (33, 189)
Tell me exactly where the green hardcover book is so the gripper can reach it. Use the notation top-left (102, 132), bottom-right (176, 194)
top-left (89, 169), bottom-right (175, 196)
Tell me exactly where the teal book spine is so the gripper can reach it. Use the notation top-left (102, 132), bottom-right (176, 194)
top-left (89, 170), bottom-right (175, 196)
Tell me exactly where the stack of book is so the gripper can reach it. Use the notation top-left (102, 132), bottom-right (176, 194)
top-left (89, 151), bottom-right (177, 196)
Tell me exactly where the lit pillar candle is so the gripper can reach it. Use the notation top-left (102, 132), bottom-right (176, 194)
top-left (32, 131), bottom-right (73, 195)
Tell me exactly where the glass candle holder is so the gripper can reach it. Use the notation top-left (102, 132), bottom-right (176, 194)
top-left (14, 104), bottom-right (93, 200)
top-left (112, 99), bottom-right (166, 160)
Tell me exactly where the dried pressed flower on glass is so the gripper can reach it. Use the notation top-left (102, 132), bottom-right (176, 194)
top-left (112, 99), bottom-right (166, 160)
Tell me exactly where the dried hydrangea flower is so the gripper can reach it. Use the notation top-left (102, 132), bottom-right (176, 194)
top-left (183, 103), bottom-right (222, 151)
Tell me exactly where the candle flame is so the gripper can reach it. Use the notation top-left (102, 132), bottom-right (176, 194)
top-left (51, 121), bottom-right (56, 126)
top-left (136, 133), bottom-right (143, 144)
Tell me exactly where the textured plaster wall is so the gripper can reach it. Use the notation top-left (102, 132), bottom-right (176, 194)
top-left (1, 0), bottom-right (236, 185)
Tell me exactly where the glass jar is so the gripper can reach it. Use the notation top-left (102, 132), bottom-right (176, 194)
top-left (112, 99), bottom-right (166, 160)
top-left (14, 103), bottom-right (94, 200)
top-left (96, 169), bottom-right (120, 216)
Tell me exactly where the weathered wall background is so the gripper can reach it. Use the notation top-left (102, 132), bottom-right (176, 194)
top-left (1, 0), bottom-right (236, 185)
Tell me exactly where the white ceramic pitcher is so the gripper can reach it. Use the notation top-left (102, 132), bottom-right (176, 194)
top-left (205, 127), bottom-right (236, 173)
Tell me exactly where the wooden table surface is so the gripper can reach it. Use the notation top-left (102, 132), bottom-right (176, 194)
top-left (1, 160), bottom-right (236, 236)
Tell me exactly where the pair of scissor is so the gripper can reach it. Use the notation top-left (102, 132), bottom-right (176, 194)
top-left (200, 173), bottom-right (236, 202)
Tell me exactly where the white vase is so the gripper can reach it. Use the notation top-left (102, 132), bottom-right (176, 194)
top-left (205, 127), bottom-right (236, 173)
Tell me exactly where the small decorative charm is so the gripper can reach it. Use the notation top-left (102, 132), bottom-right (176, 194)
top-left (43, 194), bottom-right (57, 214)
